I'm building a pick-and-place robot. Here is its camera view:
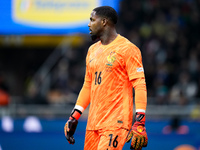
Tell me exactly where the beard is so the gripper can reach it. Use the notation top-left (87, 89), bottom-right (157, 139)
top-left (91, 34), bottom-right (98, 41)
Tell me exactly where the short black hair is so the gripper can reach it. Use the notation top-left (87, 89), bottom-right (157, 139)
top-left (93, 6), bottom-right (118, 24)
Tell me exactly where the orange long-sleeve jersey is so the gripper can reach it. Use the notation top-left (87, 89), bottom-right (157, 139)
top-left (76, 34), bottom-right (147, 130)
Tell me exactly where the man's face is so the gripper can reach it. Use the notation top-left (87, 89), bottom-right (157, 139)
top-left (88, 11), bottom-right (103, 40)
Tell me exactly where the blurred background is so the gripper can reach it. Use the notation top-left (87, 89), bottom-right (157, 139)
top-left (0, 0), bottom-right (200, 150)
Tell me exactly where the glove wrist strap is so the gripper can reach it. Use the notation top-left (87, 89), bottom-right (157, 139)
top-left (135, 112), bottom-right (146, 126)
top-left (70, 109), bottom-right (82, 120)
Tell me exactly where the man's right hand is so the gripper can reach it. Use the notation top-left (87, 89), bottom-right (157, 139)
top-left (64, 118), bottom-right (78, 144)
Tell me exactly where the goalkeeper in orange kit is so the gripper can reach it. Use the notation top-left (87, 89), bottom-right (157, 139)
top-left (64, 6), bottom-right (148, 150)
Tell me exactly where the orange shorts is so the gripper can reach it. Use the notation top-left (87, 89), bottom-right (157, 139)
top-left (84, 128), bottom-right (129, 150)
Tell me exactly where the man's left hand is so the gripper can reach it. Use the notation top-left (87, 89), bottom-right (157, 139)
top-left (126, 112), bottom-right (148, 149)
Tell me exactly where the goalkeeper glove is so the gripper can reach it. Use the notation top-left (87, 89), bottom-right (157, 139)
top-left (126, 112), bottom-right (148, 150)
top-left (64, 109), bottom-right (82, 144)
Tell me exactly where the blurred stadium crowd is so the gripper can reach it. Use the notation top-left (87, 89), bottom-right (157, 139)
top-left (0, 0), bottom-right (200, 109)
top-left (117, 0), bottom-right (200, 106)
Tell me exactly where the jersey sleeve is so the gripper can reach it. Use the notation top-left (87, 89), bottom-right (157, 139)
top-left (124, 45), bottom-right (147, 112)
top-left (124, 45), bottom-right (145, 81)
top-left (75, 47), bottom-right (92, 111)
top-left (131, 77), bottom-right (147, 112)
top-left (84, 47), bottom-right (92, 84)
top-left (75, 80), bottom-right (91, 110)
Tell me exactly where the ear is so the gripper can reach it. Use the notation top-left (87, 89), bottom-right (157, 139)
top-left (102, 18), bottom-right (108, 26)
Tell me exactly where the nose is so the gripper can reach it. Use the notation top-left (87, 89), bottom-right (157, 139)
top-left (88, 21), bottom-right (91, 27)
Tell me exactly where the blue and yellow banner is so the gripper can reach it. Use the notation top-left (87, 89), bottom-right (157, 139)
top-left (0, 0), bottom-right (120, 35)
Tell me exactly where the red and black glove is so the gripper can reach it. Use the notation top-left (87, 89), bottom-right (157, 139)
top-left (126, 112), bottom-right (148, 150)
top-left (64, 109), bottom-right (82, 144)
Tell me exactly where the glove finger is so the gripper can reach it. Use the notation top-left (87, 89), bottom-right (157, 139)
top-left (143, 135), bottom-right (148, 147)
top-left (135, 136), bottom-right (141, 150)
top-left (64, 122), bottom-right (68, 136)
top-left (130, 136), bottom-right (137, 149)
top-left (137, 147), bottom-right (142, 150)
top-left (140, 135), bottom-right (144, 147)
top-left (137, 138), bottom-right (143, 150)
top-left (69, 136), bottom-right (75, 144)
top-left (126, 131), bottom-right (133, 143)
top-left (134, 144), bottom-right (142, 150)
top-left (66, 134), bottom-right (75, 144)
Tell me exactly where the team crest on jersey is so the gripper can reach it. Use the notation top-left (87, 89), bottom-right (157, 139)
top-left (106, 52), bottom-right (116, 66)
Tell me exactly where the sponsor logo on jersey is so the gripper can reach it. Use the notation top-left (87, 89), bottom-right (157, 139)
top-left (136, 67), bottom-right (144, 72)
top-left (89, 58), bottom-right (94, 63)
top-left (117, 120), bottom-right (123, 124)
